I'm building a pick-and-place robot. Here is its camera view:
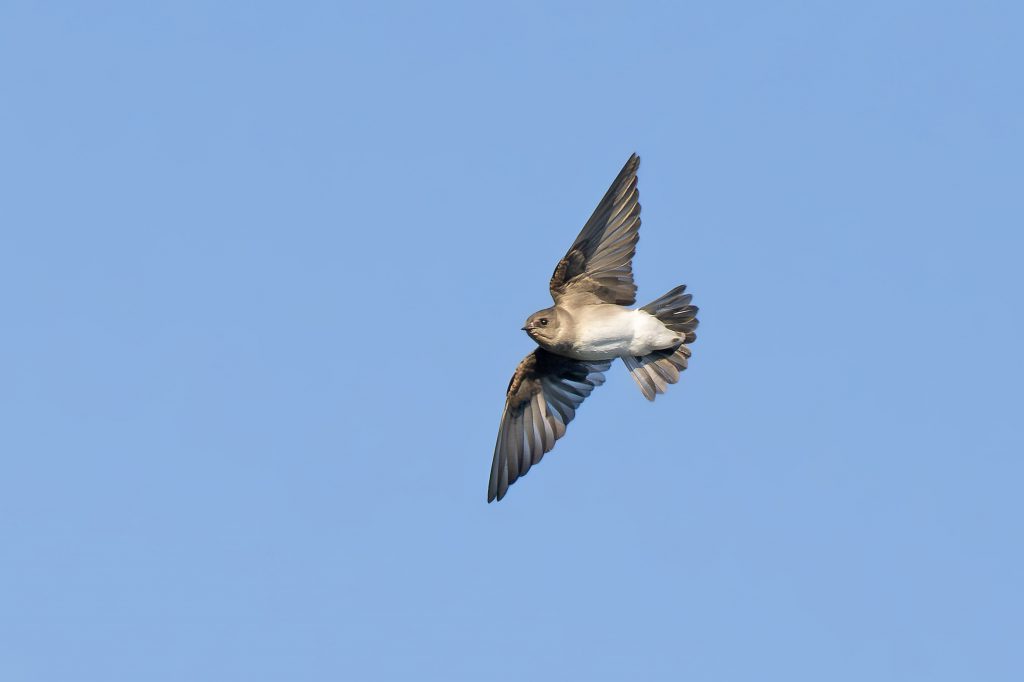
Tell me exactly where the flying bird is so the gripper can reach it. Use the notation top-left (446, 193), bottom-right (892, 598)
top-left (489, 153), bottom-right (699, 502)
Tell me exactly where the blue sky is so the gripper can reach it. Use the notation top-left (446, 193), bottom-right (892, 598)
top-left (2, 1), bottom-right (1022, 680)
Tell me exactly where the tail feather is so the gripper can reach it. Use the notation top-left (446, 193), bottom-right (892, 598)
top-left (624, 285), bottom-right (698, 401)
top-left (641, 284), bottom-right (699, 343)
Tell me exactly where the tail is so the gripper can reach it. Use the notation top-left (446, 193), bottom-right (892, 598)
top-left (622, 285), bottom-right (699, 401)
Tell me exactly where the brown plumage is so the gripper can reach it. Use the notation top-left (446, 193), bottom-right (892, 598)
top-left (488, 154), bottom-right (699, 502)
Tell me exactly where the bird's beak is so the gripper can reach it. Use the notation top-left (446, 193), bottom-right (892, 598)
top-left (521, 326), bottom-right (528, 331)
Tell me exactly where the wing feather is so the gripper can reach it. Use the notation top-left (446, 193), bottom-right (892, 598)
top-left (549, 154), bottom-right (643, 305)
top-left (488, 348), bottom-right (612, 502)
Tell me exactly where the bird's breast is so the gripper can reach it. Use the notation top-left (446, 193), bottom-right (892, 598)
top-left (559, 306), bottom-right (640, 360)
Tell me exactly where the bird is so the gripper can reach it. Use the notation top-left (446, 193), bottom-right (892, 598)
top-left (488, 153), bottom-right (699, 502)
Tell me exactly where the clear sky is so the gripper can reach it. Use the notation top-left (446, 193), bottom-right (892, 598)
top-left (2, 1), bottom-right (1022, 680)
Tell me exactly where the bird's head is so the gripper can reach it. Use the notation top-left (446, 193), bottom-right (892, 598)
top-left (522, 307), bottom-right (560, 344)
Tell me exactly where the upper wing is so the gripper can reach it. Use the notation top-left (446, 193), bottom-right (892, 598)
top-left (549, 153), bottom-right (642, 305)
top-left (488, 348), bottom-right (612, 502)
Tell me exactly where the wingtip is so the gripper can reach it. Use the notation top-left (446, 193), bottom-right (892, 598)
top-left (488, 479), bottom-right (506, 503)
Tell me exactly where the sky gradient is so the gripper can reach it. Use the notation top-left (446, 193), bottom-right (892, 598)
top-left (2, 1), bottom-right (1022, 680)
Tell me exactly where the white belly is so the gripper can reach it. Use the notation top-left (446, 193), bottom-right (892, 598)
top-left (565, 306), bottom-right (678, 360)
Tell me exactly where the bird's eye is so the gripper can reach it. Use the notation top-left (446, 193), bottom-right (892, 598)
top-left (539, 318), bottom-right (548, 326)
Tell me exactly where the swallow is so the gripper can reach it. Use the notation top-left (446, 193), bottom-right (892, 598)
top-left (489, 153), bottom-right (699, 502)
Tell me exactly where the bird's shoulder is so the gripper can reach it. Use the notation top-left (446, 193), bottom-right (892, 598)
top-left (506, 349), bottom-right (577, 405)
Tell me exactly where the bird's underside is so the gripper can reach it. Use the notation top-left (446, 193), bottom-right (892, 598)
top-left (488, 154), bottom-right (699, 503)
top-left (532, 302), bottom-right (686, 361)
